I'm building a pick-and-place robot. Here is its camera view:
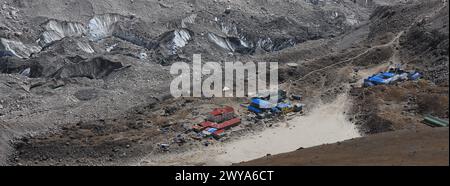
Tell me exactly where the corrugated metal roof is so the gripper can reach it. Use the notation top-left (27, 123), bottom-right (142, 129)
top-left (210, 106), bottom-right (234, 116)
top-left (215, 118), bottom-right (241, 129)
top-left (200, 121), bottom-right (215, 128)
top-left (251, 98), bottom-right (274, 109)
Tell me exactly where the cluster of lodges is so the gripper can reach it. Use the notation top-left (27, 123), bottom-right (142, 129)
top-left (192, 106), bottom-right (241, 140)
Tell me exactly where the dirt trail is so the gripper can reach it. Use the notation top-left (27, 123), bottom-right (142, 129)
top-left (355, 63), bottom-right (391, 85)
top-left (295, 32), bottom-right (401, 83)
top-left (138, 94), bottom-right (361, 166)
top-left (389, 32), bottom-right (403, 66)
top-left (294, 0), bottom-right (449, 84)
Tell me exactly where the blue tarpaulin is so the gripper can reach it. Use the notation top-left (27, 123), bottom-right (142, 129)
top-left (368, 74), bottom-right (388, 84)
top-left (364, 69), bottom-right (422, 87)
top-left (251, 98), bottom-right (274, 109)
top-left (207, 128), bottom-right (218, 133)
top-left (381, 72), bottom-right (395, 78)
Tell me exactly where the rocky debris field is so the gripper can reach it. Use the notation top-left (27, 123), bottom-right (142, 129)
top-left (0, 0), bottom-right (448, 166)
top-left (350, 80), bottom-right (448, 134)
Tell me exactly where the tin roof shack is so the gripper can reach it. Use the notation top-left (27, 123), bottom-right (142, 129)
top-left (202, 127), bottom-right (218, 137)
top-left (213, 129), bottom-right (226, 139)
top-left (207, 106), bottom-right (236, 123)
top-left (277, 102), bottom-right (295, 114)
top-left (424, 115), bottom-right (449, 127)
top-left (215, 118), bottom-right (241, 130)
top-left (193, 121), bottom-right (215, 132)
top-left (247, 90), bottom-right (304, 118)
top-left (200, 121), bottom-right (215, 128)
top-left (191, 106), bottom-right (241, 141)
top-left (248, 98), bottom-right (277, 114)
top-left (363, 67), bottom-right (422, 87)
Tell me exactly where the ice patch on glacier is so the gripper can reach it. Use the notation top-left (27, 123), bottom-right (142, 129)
top-left (159, 29), bottom-right (192, 56)
top-left (38, 20), bottom-right (87, 47)
top-left (0, 38), bottom-right (42, 59)
top-left (88, 14), bottom-right (123, 41)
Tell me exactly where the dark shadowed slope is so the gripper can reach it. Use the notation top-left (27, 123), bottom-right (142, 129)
top-left (240, 127), bottom-right (449, 166)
